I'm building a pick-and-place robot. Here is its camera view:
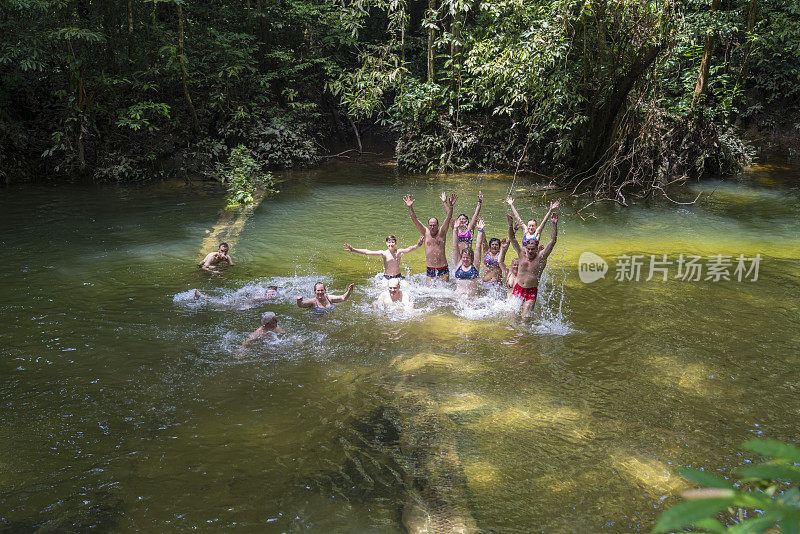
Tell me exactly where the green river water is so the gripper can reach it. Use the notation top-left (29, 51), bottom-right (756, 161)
top-left (1, 160), bottom-right (799, 532)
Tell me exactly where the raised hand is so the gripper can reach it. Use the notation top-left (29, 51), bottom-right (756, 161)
top-left (476, 217), bottom-right (485, 231)
top-left (448, 193), bottom-right (458, 207)
top-left (440, 191), bottom-right (447, 203)
top-left (417, 236), bottom-right (425, 246)
top-left (551, 211), bottom-right (558, 223)
top-left (478, 191), bottom-right (483, 203)
top-left (403, 194), bottom-right (414, 207)
top-left (343, 243), bottom-right (354, 251)
top-left (346, 283), bottom-right (355, 292)
top-left (507, 213), bottom-right (515, 229)
top-left (501, 237), bottom-right (509, 248)
top-left (505, 196), bottom-right (515, 206)
top-left (551, 200), bottom-right (560, 209)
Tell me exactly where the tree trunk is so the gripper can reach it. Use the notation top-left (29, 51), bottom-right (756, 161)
top-left (735, 0), bottom-right (757, 89)
top-left (127, 0), bottom-right (134, 64)
top-left (692, 0), bottom-right (720, 107)
top-left (76, 65), bottom-right (87, 174)
top-left (578, 45), bottom-right (662, 172)
top-left (246, 0), bottom-right (253, 34)
top-left (427, 0), bottom-right (436, 83)
top-left (177, 2), bottom-right (201, 135)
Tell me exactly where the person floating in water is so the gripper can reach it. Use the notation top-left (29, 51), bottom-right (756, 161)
top-left (508, 210), bottom-right (558, 318)
top-left (193, 285), bottom-right (278, 305)
top-left (451, 217), bottom-right (486, 297)
top-left (297, 282), bottom-right (354, 314)
top-left (237, 311), bottom-right (284, 359)
top-left (374, 278), bottom-right (413, 310)
top-left (343, 235), bottom-right (424, 279)
top-left (506, 198), bottom-right (559, 248)
top-left (198, 242), bottom-right (234, 272)
top-left (454, 191), bottom-right (483, 258)
top-left (403, 192), bottom-right (456, 283)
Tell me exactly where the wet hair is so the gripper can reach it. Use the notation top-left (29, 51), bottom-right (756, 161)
top-left (429, 217), bottom-right (439, 225)
top-left (488, 237), bottom-right (501, 247)
top-left (314, 282), bottom-right (326, 292)
top-left (260, 311), bottom-right (277, 325)
top-left (386, 235), bottom-right (397, 243)
top-left (219, 242), bottom-right (229, 249)
top-left (458, 213), bottom-right (469, 221)
top-left (267, 285), bottom-right (278, 291)
top-left (461, 247), bottom-right (475, 260)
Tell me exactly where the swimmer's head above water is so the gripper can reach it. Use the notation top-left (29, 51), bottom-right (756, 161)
top-left (488, 238), bottom-right (501, 254)
top-left (260, 311), bottom-right (278, 327)
top-left (314, 282), bottom-right (327, 298)
top-left (386, 235), bottom-right (397, 250)
top-left (461, 247), bottom-right (475, 267)
top-left (218, 242), bottom-right (229, 254)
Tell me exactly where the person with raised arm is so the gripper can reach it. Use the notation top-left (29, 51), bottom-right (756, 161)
top-left (505, 198), bottom-right (559, 248)
top-left (343, 235), bottom-right (424, 279)
top-left (507, 210), bottom-right (558, 318)
top-left (451, 217), bottom-right (485, 297)
top-left (454, 191), bottom-right (483, 257)
top-left (296, 282), bottom-right (355, 314)
top-left (403, 192), bottom-right (457, 283)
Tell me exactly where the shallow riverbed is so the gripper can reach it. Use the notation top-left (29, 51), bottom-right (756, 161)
top-left (1, 160), bottom-right (799, 532)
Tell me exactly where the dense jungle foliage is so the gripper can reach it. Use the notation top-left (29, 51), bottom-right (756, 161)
top-left (1, 0), bottom-right (799, 201)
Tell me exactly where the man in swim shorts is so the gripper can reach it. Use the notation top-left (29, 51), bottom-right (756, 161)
top-left (198, 242), bottom-right (234, 272)
top-left (374, 278), bottom-right (412, 310)
top-left (343, 235), bottom-right (424, 279)
top-left (403, 192), bottom-right (456, 283)
top-left (508, 211), bottom-right (558, 319)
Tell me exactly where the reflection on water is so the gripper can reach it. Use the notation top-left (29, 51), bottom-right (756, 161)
top-left (1, 162), bottom-right (799, 531)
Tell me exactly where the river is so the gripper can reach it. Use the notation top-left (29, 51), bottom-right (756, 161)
top-left (1, 160), bottom-right (799, 532)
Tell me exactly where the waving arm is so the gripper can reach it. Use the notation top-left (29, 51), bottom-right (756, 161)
top-left (344, 243), bottom-right (383, 256)
top-left (400, 236), bottom-right (424, 255)
top-left (534, 200), bottom-right (560, 239)
top-left (507, 213), bottom-right (521, 254)
top-left (329, 283), bottom-right (355, 303)
top-left (498, 238), bottom-right (510, 278)
top-left (505, 196), bottom-right (526, 229)
top-left (468, 191), bottom-right (483, 232)
top-left (404, 195), bottom-right (426, 235)
top-left (440, 192), bottom-right (456, 241)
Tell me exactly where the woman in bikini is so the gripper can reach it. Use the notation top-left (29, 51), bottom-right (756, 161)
top-left (454, 191), bottom-right (483, 258)
top-left (296, 282), bottom-right (354, 314)
top-left (505, 197), bottom-right (559, 248)
top-left (477, 229), bottom-right (509, 284)
top-left (451, 217), bottom-right (485, 297)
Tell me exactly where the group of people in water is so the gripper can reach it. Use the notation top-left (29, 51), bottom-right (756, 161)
top-left (194, 192), bottom-right (559, 353)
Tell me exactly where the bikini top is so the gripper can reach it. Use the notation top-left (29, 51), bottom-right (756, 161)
top-left (506, 273), bottom-right (515, 289)
top-left (484, 252), bottom-right (500, 269)
top-left (522, 232), bottom-right (539, 247)
top-left (313, 297), bottom-right (334, 314)
top-left (455, 264), bottom-right (479, 280)
top-left (457, 228), bottom-right (472, 243)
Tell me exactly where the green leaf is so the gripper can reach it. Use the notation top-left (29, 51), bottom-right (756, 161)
top-left (727, 515), bottom-right (779, 534)
top-left (679, 468), bottom-right (732, 489)
top-left (738, 464), bottom-right (800, 483)
top-left (693, 517), bottom-right (727, 533)
top-left (652, 498), bottom-right (735, 533)
top-left (743, 440), bottom-right (800, 463)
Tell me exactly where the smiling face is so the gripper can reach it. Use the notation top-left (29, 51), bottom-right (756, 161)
top-left (526, 220), bottom-right (537, 235)
top-left (489, 239), bottom-right (501, 254)
top-left (314, 283), bottom-right (327, 299)
top-left (387, 279), bottom-right (401, 297)
top-left (428, 217), bottom-right (439, 236)
top-left (386, 236), bottom-right (397, 251)
top-left (525, 243), bottom-right (539, 261)
top-left (511, 259), bottom-right (519, 275)
top-left (457, 214), bottom-right (469, 229)
top-left (461, 250), bottom-right (473, 267)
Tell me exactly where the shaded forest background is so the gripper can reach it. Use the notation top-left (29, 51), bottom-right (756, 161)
top-left (1, 0), bottom-right (798, 201)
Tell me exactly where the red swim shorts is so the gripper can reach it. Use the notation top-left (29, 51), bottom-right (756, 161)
top-left (512, 283), bottom-right (538, 302)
